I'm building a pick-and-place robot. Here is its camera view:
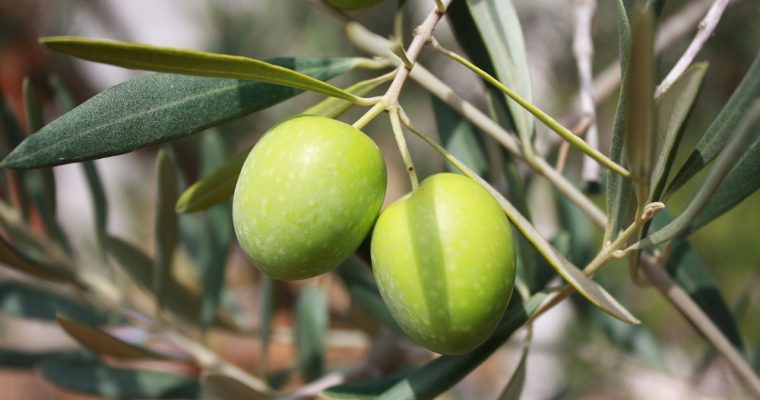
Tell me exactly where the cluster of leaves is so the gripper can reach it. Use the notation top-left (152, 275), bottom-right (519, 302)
top-left (0, 0), bottom-right (757, 398)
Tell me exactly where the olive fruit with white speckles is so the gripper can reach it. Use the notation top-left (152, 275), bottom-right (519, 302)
top-left (325, 0), bottom-right (385, 10)
top-left (232, 115), bottom-right (386, 280)
top-left (371, 173), bottom-right (516, 355)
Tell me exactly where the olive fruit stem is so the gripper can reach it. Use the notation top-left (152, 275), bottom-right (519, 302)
top-left (389, 107), bottom-right (419, 190)
top-left (430, 38), bottom-right (630, 179)
top-left (352, 101), bottom-right (385, 129)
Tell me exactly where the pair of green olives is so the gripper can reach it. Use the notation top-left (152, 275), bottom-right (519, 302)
top-left (232, 115), bottom-right (516, 354)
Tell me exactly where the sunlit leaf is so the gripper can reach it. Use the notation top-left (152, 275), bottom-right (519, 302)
top-left (296, 284), bottom-right (327, 382)
top-left (42, 37), bottom-right (359, 101)
top-left (176, 150), bottom-right (247, 214)
top-left (464, 0), bottom-right (534, 148)
top-left (2, 58), bottom-right (357, 169)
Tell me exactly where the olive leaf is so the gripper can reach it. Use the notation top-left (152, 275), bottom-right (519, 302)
top-left (2, 58), bottom-right (357, 169)
top-left (666, 49), bottom-right (760, 196)
top-left (38, 355), bottom-right (201, 399)
top-left (0, 282), bottom-right (116, 325)
top-left (56, 315), bottom-right (186, 361)
top-left (296, 284), bottom-right (328, 382)
top-left (41, 36), bottom-right (361, 101)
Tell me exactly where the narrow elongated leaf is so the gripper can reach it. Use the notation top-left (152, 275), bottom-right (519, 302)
top-left (432, 96), bottom-right (487, 177)
top-left (56, 315), bottom-right (183, 361)
top-left (38, 355), bottom-right (200, 399)
top-left (42, 37), bottom-right (359, 101)
top-left (638, 102), bottom-right (760, 247)
top-left (0, 234), bottom-right (76, 283)
top-left (625, 6), bottom-right (656, 205)
top-left (197, 132), bottom-right (232, 332)
top-left (689, 120), bottom-right (760, 231)
top-left (650, 62), bottom-right (708, 202)
top-left (324, 293), bottom-right (546, 400)
top-left (203, 373), bottom-right (270, 400)
top-left (296, 284), bottom-right (327, 382)
top-left (304, 73), bottom-right (391, 118)
top-left (154, 150), bottom-right (179, 308)
top-left (605, 0), bottom-right (634, 243)
top-left (667, 48), bottom-right (760, 196)
top-left (176, 150), bottom-right (247, 214)
top-left (465, 0), bottom-right (534, 147)
top-left (3, 58), bottom-right (357, 169)
top-left (0, 282), bottom-right (115, 325)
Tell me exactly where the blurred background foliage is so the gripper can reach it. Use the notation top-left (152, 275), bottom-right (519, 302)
top-left (0, 0), bottom-right (758, 399)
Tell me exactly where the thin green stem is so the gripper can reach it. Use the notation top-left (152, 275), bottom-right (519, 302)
top-left (352, 101), bottom-right (385, 130)
top-left (431, 39), bottom-right (630, 178)
top-left (390, 108), bottom-right (419, 191)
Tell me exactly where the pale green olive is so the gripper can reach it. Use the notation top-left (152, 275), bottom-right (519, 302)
top-left (371, 173), bottom-right (516, 354)
top-left (233, 115), bottom-right (386, 280)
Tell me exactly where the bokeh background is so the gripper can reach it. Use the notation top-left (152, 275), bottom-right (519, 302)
top-left (0, 0), bottom-right (759, 398)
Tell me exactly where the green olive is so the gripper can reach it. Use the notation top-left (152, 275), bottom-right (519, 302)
top-left (371, 173), bottom-right (516, 354)
top-left (233, 115), bottom-right (387, 280)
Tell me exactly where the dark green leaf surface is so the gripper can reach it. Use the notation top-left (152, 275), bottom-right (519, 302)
top-left (3, 58), bottom-right (357, 169)
top-left (689, 119), bottom-right (760, 231)
top-left (296, 284), bottom-right (327, 382)
top-left (38, 355), bottom-right (200, 399)
top-left (667, 48), bottom-right (760, 196)
top-left (605, 0), bottom-right (634, 242)
top-left (176, 150), bottom-right (247, 214)
top-left (432, 96), bottom-right (487, 177)
top-left (154, 150), bottom-right (179, 308)
top-left (324, 293), bottom-right (546, 400)
top-left (42, 37), bottom-right (359, 101)
top-left (464, 0), bottom-right (534, 147)
top-left (57, 315), bottom-right (184, 361)
top-left (0, 282), bottom-right (115, 325)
